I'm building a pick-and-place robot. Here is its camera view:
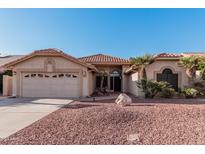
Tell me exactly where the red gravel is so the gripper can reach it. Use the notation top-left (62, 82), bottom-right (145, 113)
top-left (1, 97), bottom-right (205, 145)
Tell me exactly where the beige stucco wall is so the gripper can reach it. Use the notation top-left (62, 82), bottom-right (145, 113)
top-left (127, 72), bottom-right (141, 96)
top-left (88, 71), bottom-right (95, 95)
top-left (12, 73), bottom-right (17, 96)
top-left (83, 72), bottom-right (90, 97)
top-left (12, 56), bottom-right (91, 97)
top-left (122, 65), bottom-right (130, 92)
top-left (3, 75), bottom-right (13, 96)
top-left (146, 60), bottom-right (189, 89)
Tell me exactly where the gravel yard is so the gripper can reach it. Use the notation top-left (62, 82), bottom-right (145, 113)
top-left (1, 97), bottom-right (205, 145)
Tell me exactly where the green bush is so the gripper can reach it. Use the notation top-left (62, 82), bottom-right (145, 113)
top-left (136, 79), bottom-right (173, 98)
top-left (193, 82), bottom-right (204, 88)
top-left (182, 87), bottom-right (203, 98)
top-left (160, 87), bottom-right (175, 98)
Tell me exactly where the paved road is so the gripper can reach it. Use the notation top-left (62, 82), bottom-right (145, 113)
top-left (0, 98), bottom-right (73, 138)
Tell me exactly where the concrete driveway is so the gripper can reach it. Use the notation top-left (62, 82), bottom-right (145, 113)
top-left (0, 98), bottom-right (73, 138)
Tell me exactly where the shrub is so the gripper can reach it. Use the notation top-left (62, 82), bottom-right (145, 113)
top-left (136, 79), bottom-right (173, 98)
top-left (193, 82), bottom-right (204, 88)
top-left (182, 87), bottom-right (203, 98)
top-left (160, 87), bottom-right (175, 98)
top-left (192, 81), bottom-right (205, 95)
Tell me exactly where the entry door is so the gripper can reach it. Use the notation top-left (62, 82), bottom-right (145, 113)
top-left (110, 76), bottom-right (121, 92)
top-left (114, 77), bottom-right (121, 91)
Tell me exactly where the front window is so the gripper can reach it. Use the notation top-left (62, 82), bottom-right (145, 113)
top-left (157, 68), bottom-right (178, 91)
top-left (110, 69), bottom-right (121, 91)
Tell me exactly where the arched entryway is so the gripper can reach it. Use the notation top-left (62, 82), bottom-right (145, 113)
top-left (110, 70), bottom-right (121, 92)
top-left (157, 68), bottom-right (178, 91)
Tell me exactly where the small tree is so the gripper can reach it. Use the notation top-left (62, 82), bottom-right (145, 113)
top-left (130, 54), bottom-right (155, 80)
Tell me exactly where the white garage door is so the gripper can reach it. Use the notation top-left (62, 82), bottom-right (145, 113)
top-left (21, 72), bottom-right (80, 98)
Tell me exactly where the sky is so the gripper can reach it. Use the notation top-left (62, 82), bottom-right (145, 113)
top-left (0, 9), bottom-right (205, 58)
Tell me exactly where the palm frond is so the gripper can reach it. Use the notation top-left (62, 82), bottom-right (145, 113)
top-left (130, 54), bottom-right (155, 66)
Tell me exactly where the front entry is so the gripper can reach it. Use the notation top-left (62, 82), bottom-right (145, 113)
top-left (157, 68), bottom-right (178, 91)
top-left (110, 70), bottom-right (121, 92)
top-left (110, 76), bottom-right (121, 91)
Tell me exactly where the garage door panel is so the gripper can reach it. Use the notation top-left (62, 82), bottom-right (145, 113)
top-left (22, 73), bottom-right (80, 97)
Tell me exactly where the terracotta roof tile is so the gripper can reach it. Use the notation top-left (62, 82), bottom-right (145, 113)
top-left (155, 53), bottom-right (182, 58)
top-left (182, 52), bottom-right (205, 56)
top-left (78, 54), bottom-right (130, 64)
top-left (33, 48), bottom-right (63, 54)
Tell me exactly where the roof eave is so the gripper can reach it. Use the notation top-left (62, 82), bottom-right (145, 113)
top-left (84, 62), bottom-right (131, 65)
top-left (155, 57), bottom-right (181, 61)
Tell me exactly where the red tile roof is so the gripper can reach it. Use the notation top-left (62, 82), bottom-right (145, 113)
top-left (78, 54), bottom-right (130, 64)
top-left (155, 53), bottom-right (182, 58)
top-left (3, 48), bottom-right (98, 71)
top-left (182, 52), bottom-right (205, 56)
top-left (33, 48), bottom-right (63, 54)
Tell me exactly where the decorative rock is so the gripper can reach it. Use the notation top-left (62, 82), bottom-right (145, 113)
top-left (127, 133), bottom-right (140, 144)
top-left (115, 93), bottom-right (132, 107)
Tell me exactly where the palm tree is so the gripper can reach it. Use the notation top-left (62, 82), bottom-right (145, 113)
top-left (178, 56), bottom-right (200, 82)
top-left (99, 70), bottom-right (107, 92)
top-left (130, 54), bottom-right (155, 80)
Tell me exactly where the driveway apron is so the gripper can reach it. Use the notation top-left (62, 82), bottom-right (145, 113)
top-left (0, 98), bottom-right (72, 138)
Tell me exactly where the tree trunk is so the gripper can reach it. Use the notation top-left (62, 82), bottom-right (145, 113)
top-left (186, 69), bottom-right (192, 79)
top-left (140, 67), bottom-right (147, 80)
top-left (100, 75), bottom-right (104, 92)
top-left (192, 67), bottom-right (196, 79)
top-left (186, 68), bottom-right (196, 85)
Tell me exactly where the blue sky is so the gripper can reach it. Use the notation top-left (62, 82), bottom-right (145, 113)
top-left (0, 9), bottom-right (205, 58)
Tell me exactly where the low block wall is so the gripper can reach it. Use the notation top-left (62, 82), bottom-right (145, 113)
top-left (3, 75), bottom-right (13, 96)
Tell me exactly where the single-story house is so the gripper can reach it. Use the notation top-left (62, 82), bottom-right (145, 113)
top-left (1, 48), bottom-right (204, 98)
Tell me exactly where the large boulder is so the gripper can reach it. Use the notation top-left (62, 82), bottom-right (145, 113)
top-left (115, 93), bottom-right (132, 107)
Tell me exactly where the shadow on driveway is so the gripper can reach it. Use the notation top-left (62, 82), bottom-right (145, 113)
top-left (63, 103), bottom-right (100, 109)
top-left (0, 98), bottom-right (74, 108)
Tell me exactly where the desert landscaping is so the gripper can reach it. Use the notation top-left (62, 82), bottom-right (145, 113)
top-left (0, 95), bottom-right (205, 145)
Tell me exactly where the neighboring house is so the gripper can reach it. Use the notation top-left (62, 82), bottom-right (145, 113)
top-left (0, 55), bottom-right (24, 95)
top-left (1, 48), bottom-right (205, 98)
